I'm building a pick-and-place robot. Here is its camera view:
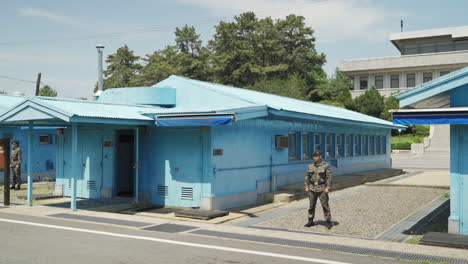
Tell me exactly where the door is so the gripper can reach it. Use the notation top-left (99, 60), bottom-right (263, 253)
top-left (62, 130), bottom-right (103, 199)
top-left (153, 129), bottom-right (202, 207)
top-left (115, 131), bottom-right (134, 196)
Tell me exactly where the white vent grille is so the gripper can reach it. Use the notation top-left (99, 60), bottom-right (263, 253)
top-left (157, 185), bottom-right (168, 197)
top-left (68, 178), bottom-right (71, 189)
top-left (181, 187), bottom-right (194, 200)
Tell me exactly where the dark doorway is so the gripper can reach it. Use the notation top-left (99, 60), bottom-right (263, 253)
top-left (115, 130), bottom-right (134, 197)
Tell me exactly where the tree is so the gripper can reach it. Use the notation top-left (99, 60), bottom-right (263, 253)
top-left (103, 45), bottom-right (142, 89)
top-left (310, 69), bottom-right (355, 110)
top-left (381, 95), bottom-right (400, 121)
top-left (38, 85), bottom-right (58, 97)
top-left (246, 74), bottom-right (308, 100)
top-left (134, 25), bottom-right (210, 86)
top-left (0, 90), bottom-right (7, 94)
top-left (209, 12), bottom-right (325, 88)
top-left (354, 86), bottom-right (384, 118)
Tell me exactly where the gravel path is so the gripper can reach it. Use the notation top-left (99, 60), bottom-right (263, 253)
top-left (255, 186), bottom-right (447, 239)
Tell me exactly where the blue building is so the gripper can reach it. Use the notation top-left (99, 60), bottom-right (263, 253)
top-left (393, 67), bottom-right (468, 236)
top-left (0, 95), bottom-right (57, 184)
top-left (0, 76), bottom-right (401, 210)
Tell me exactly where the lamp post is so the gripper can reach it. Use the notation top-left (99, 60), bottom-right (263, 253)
top-left (398, 129), bottom-right (402, 143)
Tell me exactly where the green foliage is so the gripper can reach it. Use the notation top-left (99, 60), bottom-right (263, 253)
top-left (245, 74), bottom-right (308, 100)
top-left (381, 96), bottom-right (399, 121)
top-left (413, 125), bottom-right (430, 136)
top-left (311, 68), bottom-right (354, 110)
top-left (354, 86), bottom-right (384, 118)
top-left (209, 12), bottom-right (325, 88)
top-left (103, 45), bottom-right (142, 89)
top-left (39, 85), bottom-right (58, 97)
top-left (0, 90), bottom-right (7, 94)
top-left (391, 142), bottom-right (412, 150)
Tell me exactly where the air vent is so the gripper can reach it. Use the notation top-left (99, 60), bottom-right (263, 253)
top-left (181, 187), bottom-right (194, 200)
top-left (275, 135), bottom-right (289, 148)
top-left (68, 179), bottom-right (71, 189)
top-left (87, 180), bottom-right (96, 191)
top-left (157, 185), bottom-right (168, 197)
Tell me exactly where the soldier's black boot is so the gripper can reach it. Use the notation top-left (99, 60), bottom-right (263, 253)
top-left (304, 220), bottom-right (315, 227)
top-left (326, 220), bottom-right (333, 230)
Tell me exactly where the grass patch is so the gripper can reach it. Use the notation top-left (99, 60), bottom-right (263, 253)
top-left (406, 235), bottom-right (422, 244)
top-left (391, 134), bottom-right (426, 150)
top-left (443, 192), bottom-right (449, 198)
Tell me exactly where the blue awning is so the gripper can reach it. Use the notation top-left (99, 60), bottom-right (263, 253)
top-left (156, 114), bottom-right (234, 126)
top-left (393, 108), bottom-right (468, 125)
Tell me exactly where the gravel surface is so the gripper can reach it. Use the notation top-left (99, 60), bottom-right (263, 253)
top-left (255, 186), bottom-right (447, 239)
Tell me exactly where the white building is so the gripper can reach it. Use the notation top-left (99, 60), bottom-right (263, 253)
top-left (339, 25), bottom-right (468, 99)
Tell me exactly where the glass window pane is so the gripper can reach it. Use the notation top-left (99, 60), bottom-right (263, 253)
top-left (360, 77), bottom-right (368, 90)
top-left (354, 135), bottom-right (360, 156)
top-left (455, 40), bottom-right (468, 51)
top-left (403, 44), bottom-right (418, 55)
top-left (419, 42), bottom-right (436, 53)
top-left (440, 71), bottom-right (450, 77)
top-left (390, 75), bottom-right (399, 88)
top-left (423, 72), bottom-right (433, 83)
top-left (407, 74), bottom-right (415, 87)
top-left (288, 132), bottom-right (297, 160)
top-left (326, 134), bottom-right (333, 159)
top-left (336, 134), bottom-right (343, 157)
top-left (369, 136), bottom-right (374, 155)
top-left (303, 133), bottom-right (310, 160)
top-left (374, 75), bottom-right (383, 89)
top-left (437, 41), bottom-right (453, 52)
top-left (382, 136), bottom-right (386, 154)
top-left (346, 135), bottom-right (351, 156)
top-left (362, 135), bottom-right (368, 155)
top-left (314, 133), bottom-right (321, 152)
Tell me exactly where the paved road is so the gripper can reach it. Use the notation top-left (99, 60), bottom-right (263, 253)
top-left (0, 212), bottom-right (412, 264)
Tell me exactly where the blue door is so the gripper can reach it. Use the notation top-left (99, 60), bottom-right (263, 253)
top-left (62, 129), bottom-right (102, 199)
top-left (153, 129), bottom-right (202, 207)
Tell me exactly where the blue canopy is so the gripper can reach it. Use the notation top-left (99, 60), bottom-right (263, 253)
top-left (156, 114), bottom-right (234, 126)
top-left (393, 110), bottom-right (468, 125)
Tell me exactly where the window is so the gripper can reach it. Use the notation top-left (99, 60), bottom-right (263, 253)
top-left (345, 135), bottom-right (351, 157)
top-left (354, 135), bottom-right (360, 156)
top-left (440, 71), bottom-right (450, 77)
top-left (406, 74), bottom-right (416, 87)
top-left (402, 43), bottom-right (418, 55)
top-left (314, 133), bottom-right (322, 152)
top-left (39, 134), bottom-right (52, 145)
top-left (455, 40), bottom-right (468, 51)
top-left (374, 75), bottom-right (383, 89)
top-left (288, 132), bottom-right (298, 160)
top-left (423, 72), bottom-right (433, 83)
top-left (359, 77), bottom-right (368, 90)
top-left (437, 41), bottom-right (453, 52)
top-left (419, 42), bottom-right (436, 54)
top-left (376, 136), bottom-right (381, 154)
top-left (303, 133), bottom-right (311, 160)
top-left (369, 136), bottom-right (374, 155)
top-left (382, 136), bottom-right (387, 154)
top-left (362, 136), bottom-right (368, 156)
top-left (336, 134), bottom-right (343, 157)
top-left (390, 75), bottom-right (399, 88)
top-left (326, 134), bottom-right (333, 159)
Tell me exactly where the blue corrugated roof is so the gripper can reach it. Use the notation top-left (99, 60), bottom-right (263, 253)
top-left (154, 75), bottom-right (400, 128)
top-left (393, 67), bottom-right (468, 107)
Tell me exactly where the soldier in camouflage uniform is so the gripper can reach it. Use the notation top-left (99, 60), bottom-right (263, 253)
top-left (304, 150), bottom-right (332, 229)
top-left (10, 140), bottom-right (22, 190)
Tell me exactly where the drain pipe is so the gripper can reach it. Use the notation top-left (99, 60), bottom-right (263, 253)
top-left (94, 45), bottom-right (105, 100)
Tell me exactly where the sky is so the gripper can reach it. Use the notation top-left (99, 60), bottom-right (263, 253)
top-left (1, 0), bottom-right (468, 99)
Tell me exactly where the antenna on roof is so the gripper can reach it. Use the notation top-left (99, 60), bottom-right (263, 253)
top-left (400, 19), bottom-right (404, 32)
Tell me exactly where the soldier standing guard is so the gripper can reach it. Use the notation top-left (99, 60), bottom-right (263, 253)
top-left (304, 150), bottom-right (333, 229)
top-left (10, 140), bottom-right (22, 190)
